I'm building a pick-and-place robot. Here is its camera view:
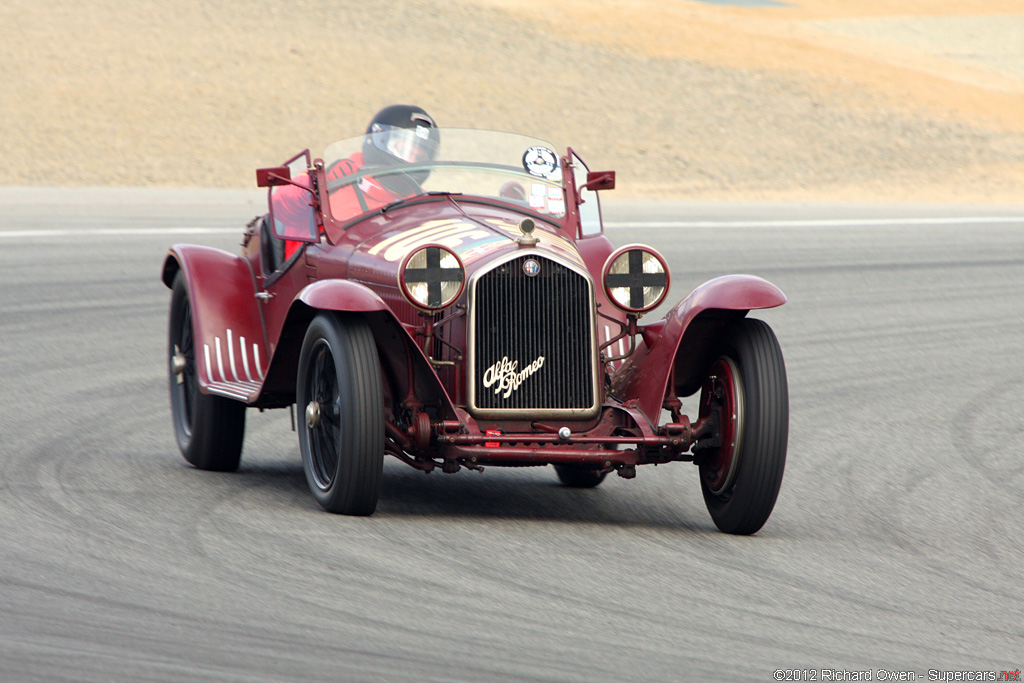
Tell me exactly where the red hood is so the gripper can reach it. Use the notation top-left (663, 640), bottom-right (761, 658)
top-left (343, 199), bottom-right (585, 279)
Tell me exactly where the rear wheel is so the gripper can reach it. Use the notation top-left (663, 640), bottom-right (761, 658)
top-left (297, 313), bottom-right (384, 515)
top-left (695, 318), bottom-right (788, 534)
top-left (554, 464), bottom-right (608, 488)
top-left (168, 272), bottom-right (246, 471)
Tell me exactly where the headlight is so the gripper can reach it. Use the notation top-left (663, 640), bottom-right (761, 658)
top-left (602, 245), bottom-right (669, 314)
top-left (399, 244), bottom-right (465, 311)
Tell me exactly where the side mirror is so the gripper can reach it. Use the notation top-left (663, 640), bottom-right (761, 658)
top-left (256, 166), bottom-right (292, 188)
top-left (583, 170), bottom-right (615, 192)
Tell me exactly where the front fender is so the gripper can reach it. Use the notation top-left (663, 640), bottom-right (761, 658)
top-left (611, 275), bottom-right (786, 423)
top-left (296, 279), bottom-right (394, 312)
top-left (259, 279), bottom-right (459, 419)
top-left (162, 245), bottom-right (268, 401)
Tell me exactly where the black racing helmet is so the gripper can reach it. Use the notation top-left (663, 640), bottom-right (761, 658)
top-left (362, 104), bottom-right (440, 173)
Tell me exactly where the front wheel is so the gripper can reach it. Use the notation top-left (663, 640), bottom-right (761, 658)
top-left (297, 313), bottom-right (384, 515)
top-left (696, 318), bottom-right (788, 534)
top-left (168, 272), bottom-right (246, 471)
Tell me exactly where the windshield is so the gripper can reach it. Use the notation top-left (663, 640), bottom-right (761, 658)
top-left (321, 129), bottom-right (565, 225)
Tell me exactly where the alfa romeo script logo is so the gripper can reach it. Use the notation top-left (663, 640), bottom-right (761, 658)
top-left (482, 355), bottom-right (545, 399)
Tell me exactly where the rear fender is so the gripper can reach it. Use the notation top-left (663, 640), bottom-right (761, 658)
top-left (162, 245), bottom-right (268, 401)
top-left (259, 279), bottom-right (458, 419)
top-left (611, 275), bottom-right (786, 423)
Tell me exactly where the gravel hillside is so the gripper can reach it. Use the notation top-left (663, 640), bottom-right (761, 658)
top-left (1, 0), bottom-right (1021, 202)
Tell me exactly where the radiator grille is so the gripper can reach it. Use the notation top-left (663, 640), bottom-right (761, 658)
top-left (472, 255), bottom-right (595, 414)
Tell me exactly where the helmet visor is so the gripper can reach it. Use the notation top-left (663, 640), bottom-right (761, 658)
top-left (370, 124), bottom-right (439, 164)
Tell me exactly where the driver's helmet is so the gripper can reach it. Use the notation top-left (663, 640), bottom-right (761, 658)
top-left (362, 104), bottom-right (440, 171)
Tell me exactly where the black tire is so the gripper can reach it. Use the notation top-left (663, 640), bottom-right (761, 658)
top-left (696, 318), bottom-right (788, 535)
top-left (297, 313), bottom-right (384, 515)
top-left (554, 464), bottom-right (608, 488)
top-left (168, 271), bottom-right (246, 471)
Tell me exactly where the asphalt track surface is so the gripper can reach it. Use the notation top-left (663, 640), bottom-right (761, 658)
top-left (1, 189), bottom-right (1022, 681)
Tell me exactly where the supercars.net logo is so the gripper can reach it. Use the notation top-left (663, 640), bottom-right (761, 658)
top-left (773, 669), bottom-right (1021, 682)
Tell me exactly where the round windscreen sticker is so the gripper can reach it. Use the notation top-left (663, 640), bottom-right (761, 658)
top-left (522, 146), bottom-right (559, 179)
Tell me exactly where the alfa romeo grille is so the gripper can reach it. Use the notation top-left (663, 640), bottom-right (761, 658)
top-left (471, 254), bottom-right (596, 414)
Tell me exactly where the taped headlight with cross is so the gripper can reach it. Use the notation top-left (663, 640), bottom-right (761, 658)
top-left (399, 245), bottom-right (466, 311)
top-left (603, 246), bottom-right (669, 314)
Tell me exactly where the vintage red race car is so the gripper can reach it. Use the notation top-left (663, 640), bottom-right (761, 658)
top-left (162, 127), bottom-right (789, 534)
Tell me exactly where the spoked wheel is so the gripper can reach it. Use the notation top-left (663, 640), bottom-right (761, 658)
top-left (695, 318), bottom-right (788, 535)
top-left (297, 313), bottom-right (384, 515)
top-left (554, 464), bottom-right (608, 489)
top-left (167, 272), bottom-right (246, 471)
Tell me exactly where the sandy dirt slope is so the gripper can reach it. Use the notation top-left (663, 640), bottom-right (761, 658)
top-left (0, 0), bottom-right (1021, 202)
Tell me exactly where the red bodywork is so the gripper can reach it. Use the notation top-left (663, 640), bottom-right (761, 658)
top-left (161, 142), bottom-right (785, 476)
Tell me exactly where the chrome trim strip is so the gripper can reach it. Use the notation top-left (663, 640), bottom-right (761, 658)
top-left (204, 344), bottom-right (213, 384)
top-left (207, 380), bottom-right (261, 402)
top-left (215, 337), bottom-right (225, 384)
top-left (240, 336), bottom-right (253, 382)
top-left (227, 329), bottom-right (239, 383)
top-left (254, 344), bottom-right (265, 381)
